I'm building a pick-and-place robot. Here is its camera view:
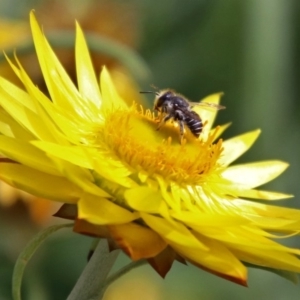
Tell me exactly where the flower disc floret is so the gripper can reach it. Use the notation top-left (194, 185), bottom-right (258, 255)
top-left (101, 107), bottom-right (224, 186)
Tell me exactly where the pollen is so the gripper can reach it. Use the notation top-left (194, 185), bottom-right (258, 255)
top-left (101, 107), bottom-right (224, 185)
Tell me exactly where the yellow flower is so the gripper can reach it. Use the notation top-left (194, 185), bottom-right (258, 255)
top-left (1, 12), bottom-right (300, 286)
top-left (0, 12), bottom-right (144, 221)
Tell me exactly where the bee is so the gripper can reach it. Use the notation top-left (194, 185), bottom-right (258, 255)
top-left (140, 89), bottom-right (225, 143)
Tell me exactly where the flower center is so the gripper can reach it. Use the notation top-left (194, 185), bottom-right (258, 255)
top-left (102, 107), bottom-right (224, 185)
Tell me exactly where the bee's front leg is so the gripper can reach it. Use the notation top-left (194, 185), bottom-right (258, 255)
top-left (156, 113), bottom-right (173, 131)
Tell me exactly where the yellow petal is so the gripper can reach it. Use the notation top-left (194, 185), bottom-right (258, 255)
top-left (219, 129), bottom-right (261, 166)
top-left (0, 136), bottom-right (60, 176)
top-left (171, 210), bottom-right (248, 228)
top-left (9, 53), bottom-right (88, 143)
top-left (0, 77), bottom-right (36, 112)
top-left (222, 161), bottom-right (289, 188)
top-left (175, 232), bottom-right (247, 282)
top-left (100, 66), bottom-right (127, 111)
top-left (236, 188), bottom-right (293, 200)
top-left (92, 154), bottom-right (135, 188)
top-left (29, 12), bottom-right (86, 113)
top-left (0, 163), bottom-right (80, 202)
top-left (141, 213), bottom-right (208, 251)
top-left (31, 141), bottom-right (93, 169)
top-left (30, 12), bottom-right (74, 106)
top-left (0, 83), bottom-right (55, 142)
top-left (75, 22), bottom-right (102, 109)
top-left (32, 141), bottom-right (135, 188)
top-left (211, 122), bottom-right (231, 142)
top-left (240, 215), bottom-right (300, 232)
top-left (51, 158), bottom-right (111, 198)
top-left (108, 223), bottom-right (167, 260)
top-left (0, 109), bottom-right (35, 140)
top-left (124, 187), bottom-right (169, 216)
top-left (78, 193), bottom-right (138, 224)
top-left (193, 92), bottom-right (224, 138)
top-left (232, 199), bottom-right (300, 223)
top-left (4, 55), bottom-right (72, 145)
top-left (231, 246), bottom-right (300, 273)
top-left (213, 180), bottom-right (293, 200)
top-left (156, 175), bottom-right (181, 212)
top-left (195, 224), bottom-right (300, 255)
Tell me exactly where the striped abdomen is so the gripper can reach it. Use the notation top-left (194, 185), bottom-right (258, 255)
top-left (184, 111), bottom-right (203, 137)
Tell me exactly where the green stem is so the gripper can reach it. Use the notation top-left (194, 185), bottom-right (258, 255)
top-left (12, 223), bottom-right (73, 300)
top-left (99, 259), bottom-right (147, 298)
top-left (67, 239), bottom-right (120, 300)
top-left (0, 31), bottom-right (151, 84)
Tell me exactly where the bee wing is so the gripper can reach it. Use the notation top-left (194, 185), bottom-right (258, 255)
top-left (189, 102), bottom-right (225, 110)
top-left (190, 92), bottom-right (224, 140)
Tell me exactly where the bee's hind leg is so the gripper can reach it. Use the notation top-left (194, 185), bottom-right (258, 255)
top-left (178, 120), bottom-right (185, 144)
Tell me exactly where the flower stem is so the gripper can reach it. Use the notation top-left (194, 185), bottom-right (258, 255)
top-left (12, 223), bottom-right (73, 300)
top-left (67, 239), bottom-right (120, 300)
top-left (99, 259), bottom-right (147, 298)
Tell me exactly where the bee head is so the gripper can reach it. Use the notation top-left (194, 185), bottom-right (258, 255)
top-left (140, 89), bottom-right (176, 111)
top-left (155, 90), bottom-right (176, 111)
top-left (154, 90), bottom-right (176, 110)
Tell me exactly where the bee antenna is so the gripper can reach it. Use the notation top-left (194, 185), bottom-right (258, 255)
top-left (140, 91), bottom-right (157, 94)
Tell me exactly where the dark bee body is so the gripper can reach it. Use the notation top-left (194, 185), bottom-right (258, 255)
top-left (182, 110), bottom-right (203, 137)
top-left (153, 90), bottom-right (203, 141)
top-left (140, 89), bottom-right (224, 143)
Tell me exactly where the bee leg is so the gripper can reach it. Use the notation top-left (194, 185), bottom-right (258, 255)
top-left (156, 114), bottom-right (172, 131)
top-left (178, 120), bottom-right (185, 144)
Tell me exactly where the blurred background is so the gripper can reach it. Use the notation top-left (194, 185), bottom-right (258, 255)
top-left (1, 0), bottom-right (300, 299)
